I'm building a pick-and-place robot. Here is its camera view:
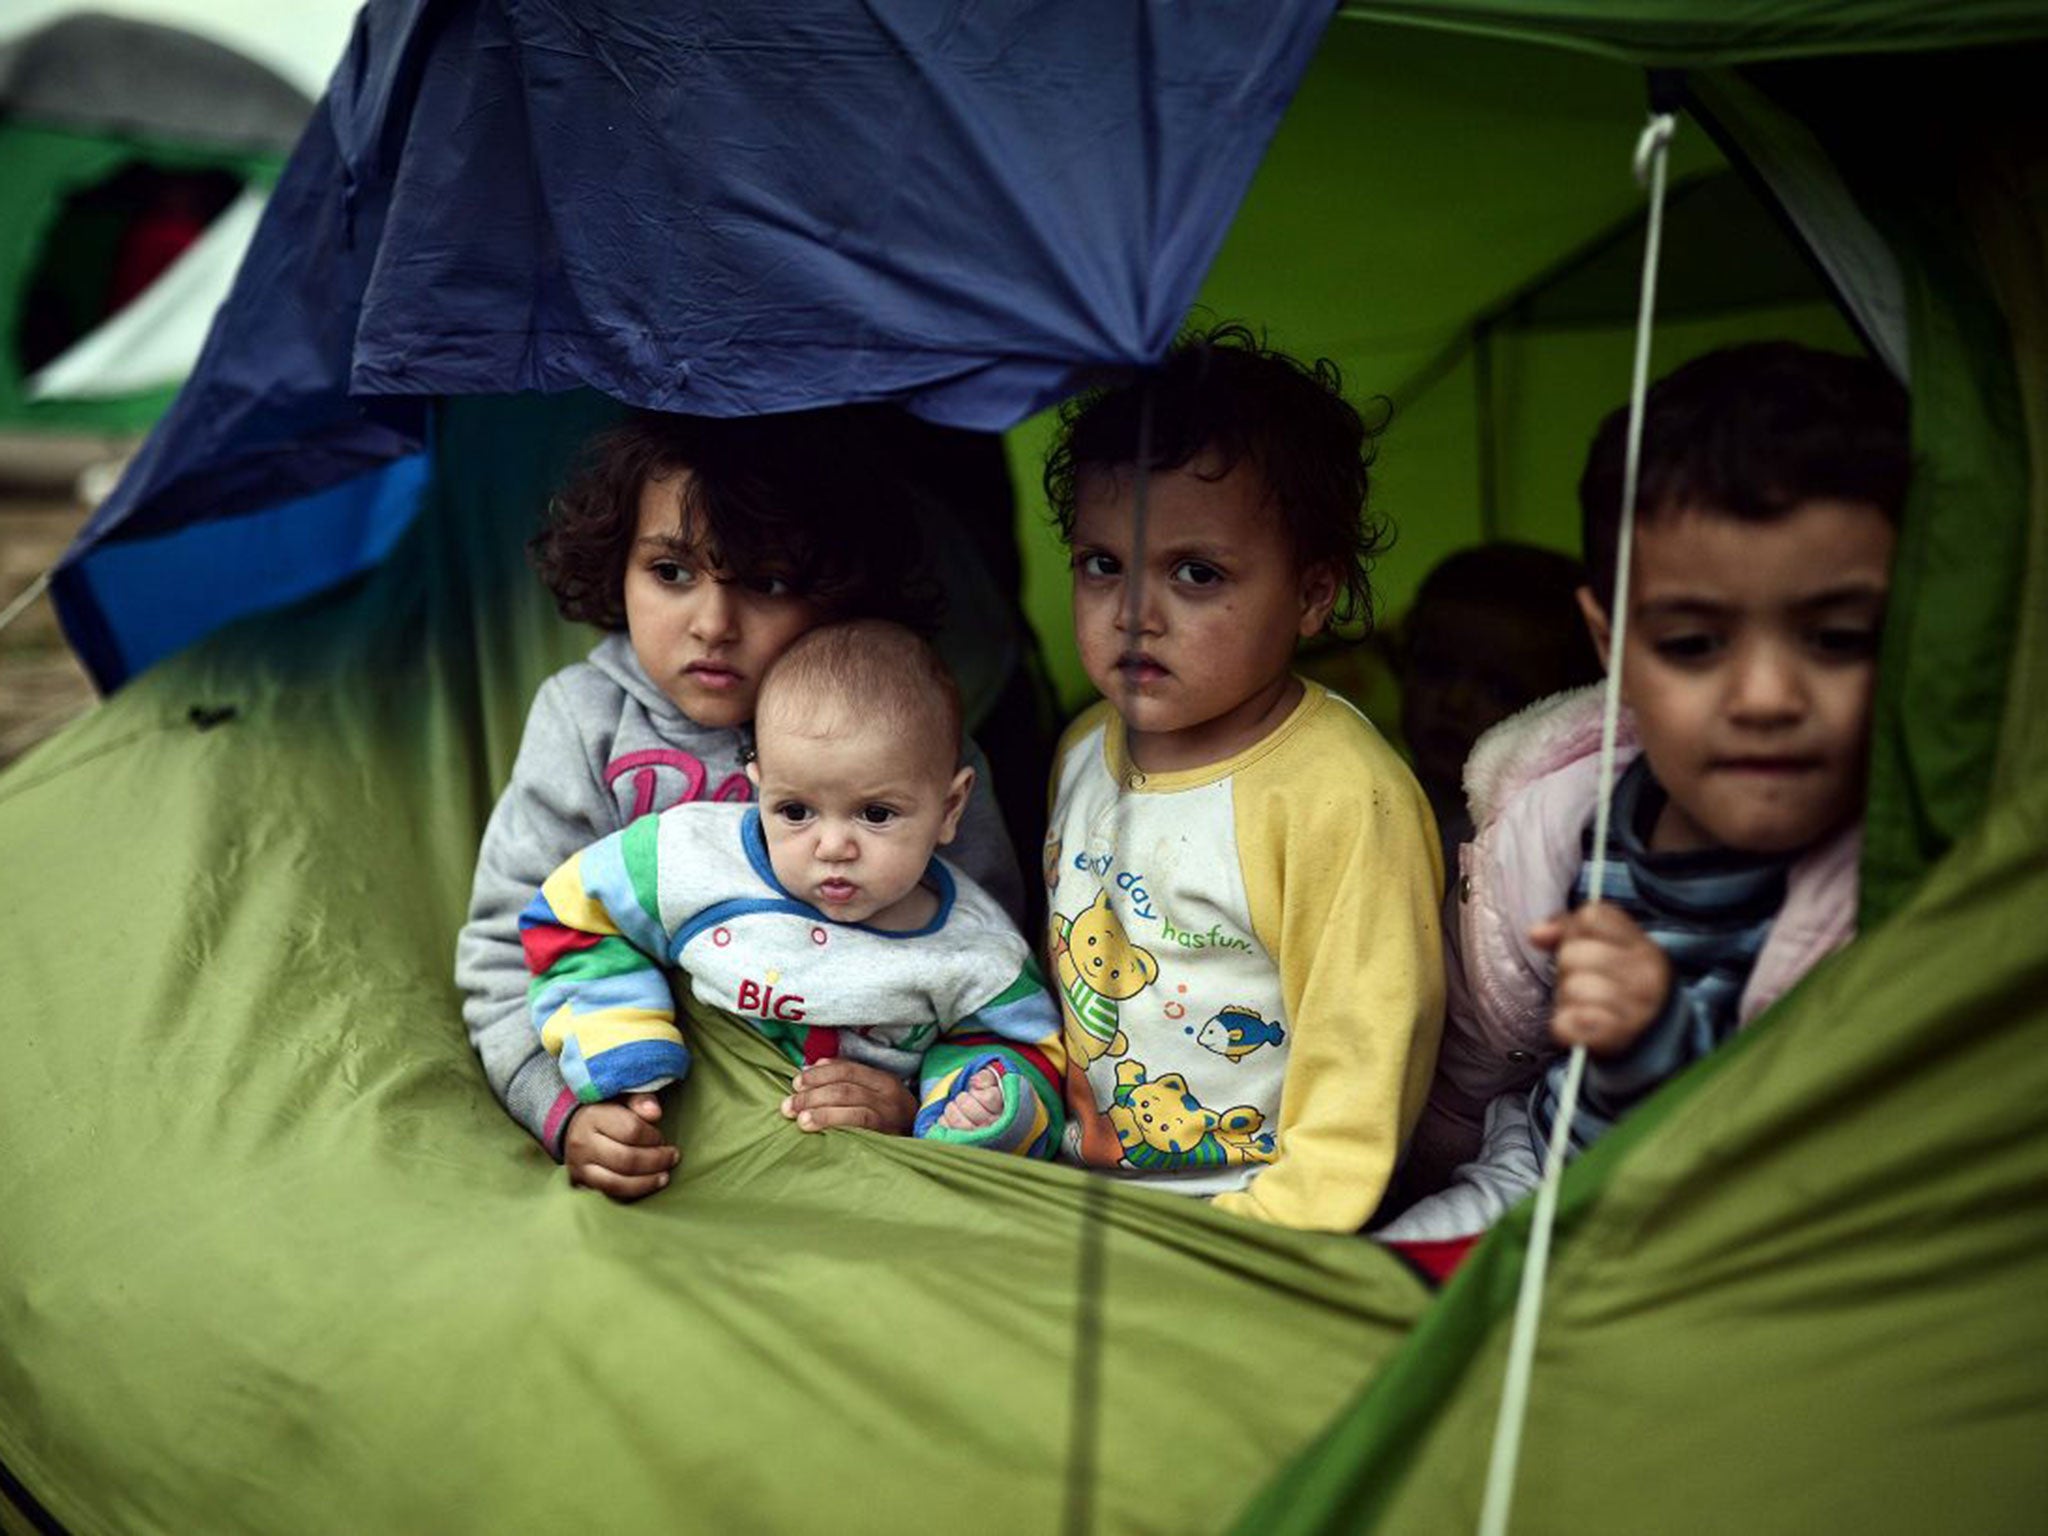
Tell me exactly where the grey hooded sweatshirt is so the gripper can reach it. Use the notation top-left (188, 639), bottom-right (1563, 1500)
top-left (455, 632), bottom-right (1027, 1157)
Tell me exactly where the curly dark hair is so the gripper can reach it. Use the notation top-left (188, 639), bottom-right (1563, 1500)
top-left (1042, 321), bottom-right (1392, 630)
top-left (1579, 342), bottom-right (1910, 600)
top-left (531, 408), bottom-right (940, 633)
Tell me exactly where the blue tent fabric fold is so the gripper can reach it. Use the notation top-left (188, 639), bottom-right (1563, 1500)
top-left (56, 0), bottom-right (1333, 691)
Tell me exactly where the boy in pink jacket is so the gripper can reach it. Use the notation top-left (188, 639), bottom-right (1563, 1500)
top-left (1381, 343), bottom-right (1908, 1261)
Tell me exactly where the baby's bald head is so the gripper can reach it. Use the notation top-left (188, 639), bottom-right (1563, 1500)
top-left (754, 620), bottom-right (963, 782)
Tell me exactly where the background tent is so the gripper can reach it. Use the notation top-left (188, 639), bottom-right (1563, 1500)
top-left (0, 11), bottom-right (319, 433)
top-left (3, 2), bottom-right (2045, 1532)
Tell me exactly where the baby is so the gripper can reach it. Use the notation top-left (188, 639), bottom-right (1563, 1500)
top-left (521, 620), bottom-right (1066, 1170)
top-left (1383, 341), bottom-right (1907, 1262)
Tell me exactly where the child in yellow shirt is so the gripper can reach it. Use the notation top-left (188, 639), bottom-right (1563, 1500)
top-left (1042, 323), bottom-right (1446, 1230)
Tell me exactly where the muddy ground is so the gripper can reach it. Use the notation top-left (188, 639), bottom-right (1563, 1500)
top-left (0, 480), bottom-right (103, 770)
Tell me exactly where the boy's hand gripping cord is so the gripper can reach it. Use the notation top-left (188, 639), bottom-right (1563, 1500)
top-left (1476, 109), bottom-right (1677, 1536)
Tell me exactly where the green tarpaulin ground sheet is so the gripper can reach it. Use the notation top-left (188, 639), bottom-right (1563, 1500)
top-left (0, 394), bottom-right (1436, 1534)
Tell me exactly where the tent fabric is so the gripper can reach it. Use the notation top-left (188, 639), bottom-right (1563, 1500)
top-left (1687, 70), bottom-right (1910, 378)
top-left (1334, 0), bottom-right (2048, 64)
top-left (1759, 48), bottom-right (2044, 927)
top-left (53, 452), bottom-right (431, 689)
top-left (1486, 171), bottom-right (1833, 329)
top-left (0, 394), bottom-right (1430, 1533)
top-left (26, 188), bottom-right (267, 401)
top-left (1235, 775), bottom-right (2048, 1533)
top-left (53, 0), bottom-right (1333, 690)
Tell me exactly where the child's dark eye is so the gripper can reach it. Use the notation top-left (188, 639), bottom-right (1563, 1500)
top-left (774, 802), bottom-right (814, 826)
top-left (650, 560), bottom-right (697, 587)
top-left (741, 573), bottom-right (795, 599)
top-left (1075, 552), bottom-right (1120, 580)
top-left (1809, 626), bottom-right (1880, 659)
top-left (859, 805), bottom-right (899, 827)
top-left (1172, 559), bottom-right (1224, 588)
top-left (1650, 633), bottom-right (1722, 663)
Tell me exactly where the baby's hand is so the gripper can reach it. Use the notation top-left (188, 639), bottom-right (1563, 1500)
top-left (562, 1093), bottom-right (678, 1201)
top-left (1529, 902), bottom-right (1672, 1057)
top-left (782, 1059), bottom-right (917, 1136)
top-left (938, 1065), bottom-right (1007, 1131)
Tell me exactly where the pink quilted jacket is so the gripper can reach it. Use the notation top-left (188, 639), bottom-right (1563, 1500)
top-left (1403, 686), bottom-right (1861, 1190)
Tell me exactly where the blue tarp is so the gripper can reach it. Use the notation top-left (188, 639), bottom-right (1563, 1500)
top-left (54, 0), bottom-right (1333, 689)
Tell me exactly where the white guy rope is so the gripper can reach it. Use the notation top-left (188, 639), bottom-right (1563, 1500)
top-left (0, 568), bottom-right (55, 639)
top-left (1476, 108), bottom-right (1677, 1536)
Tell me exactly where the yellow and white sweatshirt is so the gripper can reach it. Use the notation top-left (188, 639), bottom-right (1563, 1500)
top-left (1045, 681), bottom-right (1445, 1231)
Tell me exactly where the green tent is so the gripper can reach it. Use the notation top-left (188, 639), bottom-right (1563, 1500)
top-left (0, 12), bottom-right (306, 432)
top-left (2, 5), bottom-right (2043, 1534)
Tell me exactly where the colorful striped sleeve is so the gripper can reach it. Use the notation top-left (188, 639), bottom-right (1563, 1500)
top-left (519, 816), bottom-right (690, 1104)
top-left (913, 962), bottom-right (1066, 1159)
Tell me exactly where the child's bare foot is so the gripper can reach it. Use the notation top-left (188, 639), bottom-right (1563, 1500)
top-left (938, 1064), bottom-right (1007, 1130)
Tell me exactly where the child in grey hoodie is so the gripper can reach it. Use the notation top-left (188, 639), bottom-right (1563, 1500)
top-left (456, 410), bottom-right (1025, 1200)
